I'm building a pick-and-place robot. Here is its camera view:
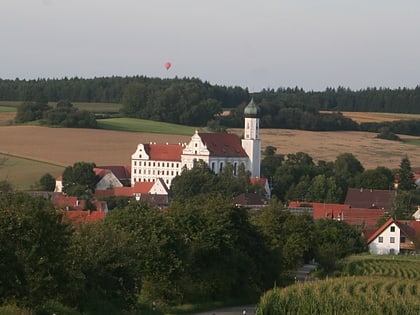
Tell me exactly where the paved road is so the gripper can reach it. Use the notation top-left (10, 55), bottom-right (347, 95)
top-left (295, 263), bottom-right (318, 282)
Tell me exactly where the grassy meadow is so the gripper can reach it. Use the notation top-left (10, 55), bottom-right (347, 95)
top-left (97, 117), bottom-right (198, 135)
top-left (0, 154), bottom-right (64, 190)
top-left (256, 255), bottom-right (420, 315)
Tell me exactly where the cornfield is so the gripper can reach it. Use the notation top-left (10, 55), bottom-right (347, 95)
top-left (256, 256), bottom-right (420, 315)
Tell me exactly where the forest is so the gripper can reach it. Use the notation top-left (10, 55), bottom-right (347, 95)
top-left (4, 77), bottom-right (420, 135)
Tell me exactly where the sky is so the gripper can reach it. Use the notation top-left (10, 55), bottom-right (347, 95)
top-left (1, 0), bottom-right (420, 92)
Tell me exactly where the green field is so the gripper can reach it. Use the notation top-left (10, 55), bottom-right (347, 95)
top-left (0, 101), bottom-right (122, 113)
top-left (97, 117), bottom-right (198, 135)
top-left (403, 138), bottom-right (420, 146)
top-left (0, 154), bottom-right (64, 190)
top-left (0, 105), bottom-right (16, 112)
top-left (257, 255), bottom-right (420, 314)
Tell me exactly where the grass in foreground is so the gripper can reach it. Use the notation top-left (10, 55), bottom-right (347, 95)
top-left (97, 117), bottom-right (198, 135)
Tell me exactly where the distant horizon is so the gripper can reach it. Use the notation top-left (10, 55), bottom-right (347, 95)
top-left (1, 74), bottom-right (419, 93)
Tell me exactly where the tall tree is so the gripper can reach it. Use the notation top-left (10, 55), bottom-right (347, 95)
top-left (62, 162), bottom-right (98, 199)
top-left (397, 156), bottom-right (415, 191)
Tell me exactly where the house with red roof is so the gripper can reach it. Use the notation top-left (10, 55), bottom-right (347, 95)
top-left (131, 99), bottom-right (263, 188)
top-left (368, 218), bottom-right (420, 254)
top-left (288, 201), bottom-right (386, 240)
top-left (94, 178), bottom-right (170, 209)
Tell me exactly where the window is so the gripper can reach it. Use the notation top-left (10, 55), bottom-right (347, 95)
top-left (211, 162), bottom-right (215, 171)
top-left (401, 236), bottom-right (406, 243)
top-left (390, 226), bottom-right (395, 232)
top-left (378, 237), bottom-right (383, 243)
top-left (390, 237), bottom-right (395, 243)
top-left (219, 162), bottom-right (223, 172)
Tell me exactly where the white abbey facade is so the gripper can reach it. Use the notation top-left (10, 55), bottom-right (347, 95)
top-left (130, 99), bottom-right (261, 187)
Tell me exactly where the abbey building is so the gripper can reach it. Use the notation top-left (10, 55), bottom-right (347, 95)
top-left (130, 99), bottom-right (261, 187)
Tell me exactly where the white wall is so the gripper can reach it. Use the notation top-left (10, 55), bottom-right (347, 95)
top-left (369, 223), bottom-right (401, 255)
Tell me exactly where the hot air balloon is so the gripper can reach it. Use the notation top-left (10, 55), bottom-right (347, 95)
top-left (164, 61), bottom-right (172, 70)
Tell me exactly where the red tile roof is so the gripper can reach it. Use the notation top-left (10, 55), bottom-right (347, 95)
top-left (288, 201), bottom-right (386, 240)
top-left (250, 177), bottom-right (268, 186)
top-left (144, 143), bottom-right (184, 161)
top-left (133, 182), bottom-right (154, 194)
top-left (59, 210), bottom-right (106, 224)
top-left (198, 133), bottom-right (248, 157)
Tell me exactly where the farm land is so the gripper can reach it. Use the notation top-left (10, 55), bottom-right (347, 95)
top-left (1, 105), bottom-right (420, 189)
top-left (257, 255), bottom-right (420, 314)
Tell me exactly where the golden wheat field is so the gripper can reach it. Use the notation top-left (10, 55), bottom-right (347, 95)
top-left (0, 125), bottom-right (420, 170)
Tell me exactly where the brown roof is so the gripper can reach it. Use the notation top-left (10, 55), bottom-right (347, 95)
top-left (96, 165), bottom-right (131, 185)
top-left (344, 188), bottom-right (395, 210)
top-left (233, 192), bottom-right (267, 206)
top-left (144, 143), bottom-right (184, 161)
top-left (198, 133), bottom-right (248, 157)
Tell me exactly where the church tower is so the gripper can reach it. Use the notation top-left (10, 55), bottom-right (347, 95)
top-left (241, 98), bottom-right (261, 177)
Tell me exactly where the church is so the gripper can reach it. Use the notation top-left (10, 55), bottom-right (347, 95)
top-left (130, 99), bottom-right (261, 188)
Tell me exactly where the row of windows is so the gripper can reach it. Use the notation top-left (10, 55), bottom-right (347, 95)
top-left (133, 161), bottom-right (180, 168)
top-left (133, 169), bottom-right (179, 176)
top-left (210, 161), bottom-right (240, 175)
top-left (378, 236), bottom-right (406, 243)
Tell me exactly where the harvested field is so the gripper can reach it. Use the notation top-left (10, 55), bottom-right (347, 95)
top-left (322, 111), bottom-right (420, 123)
top-left (0, 125), bottom-right (419, 170)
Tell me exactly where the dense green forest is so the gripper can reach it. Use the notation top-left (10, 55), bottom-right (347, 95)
top-left (4, 76), bottom-right (420, 133)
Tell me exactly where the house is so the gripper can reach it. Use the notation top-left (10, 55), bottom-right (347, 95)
top-left (54, 165), bottom-right (130, 193)
top-left (130, 99), bottom-right (262, 188)
top-left (344, 188), bottom-right (395, 211)
top-left (94, 178), bottom-right (170, 209)
top-left (368, 218), bottom-right (420, 255)
top-left (233, 192), bottom-right (267, 211)
top-left (288, 201), bottom-right (386, 239)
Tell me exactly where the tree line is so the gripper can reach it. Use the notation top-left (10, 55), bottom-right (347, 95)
top-left (4, 76), bottom-right (420, 133)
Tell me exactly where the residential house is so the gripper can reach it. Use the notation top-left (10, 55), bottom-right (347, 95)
top-left (288, 201), bottom-right (386, 239)
top-left (368, 217), bottom-right (420, 254)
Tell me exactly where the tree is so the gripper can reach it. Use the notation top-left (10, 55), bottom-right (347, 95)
top-left (169, 194), bottom-right (274, 301)
top-left (0, 193), bottom-right (73, 309)
top-left (39, 173), bottom-right (56, 191)
top-left (70, 221), bottom-right (138, 312)
top-left (104, 202), bottom-right (185, 304)
top-left (397, 156), bottom-right (415, 191)
top-left (62, 162), bottom-right (98, 199)
top-left (355, 167), bottom-right (394, 190)
top-left (314, 219), bottom-right (367, 272)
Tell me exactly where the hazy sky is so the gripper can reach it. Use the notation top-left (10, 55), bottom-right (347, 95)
top-left (1, 0), bottom-right (419, 91)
